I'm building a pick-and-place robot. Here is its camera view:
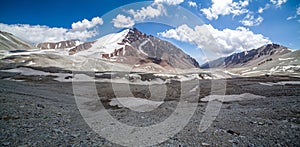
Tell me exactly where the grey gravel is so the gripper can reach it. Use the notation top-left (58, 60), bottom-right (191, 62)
top-left (0, 72), bottom-right (299, 146)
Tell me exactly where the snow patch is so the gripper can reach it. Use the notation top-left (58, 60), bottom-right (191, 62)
top-left (278, 57), bottom-right (294, 61)
top-left (201, 93), bottom-right (266, 102)
top-left (138, 39), bottom-right (151, 56)
top-left (241, 71), bottom-right (261, 75)
top-left (0, 33), bottom-right (10, 41)
top-left (154, 73), bottom-right (177, 78)
top-left (189, 85), bottom-right (199, 92)
top-left (109, 97), bottom-right (163, 112)
top-left (259, 81), bottom-right (300, 86)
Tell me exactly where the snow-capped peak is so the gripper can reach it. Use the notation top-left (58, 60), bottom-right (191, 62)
top-left (76, 29), bottom-right (130, 57)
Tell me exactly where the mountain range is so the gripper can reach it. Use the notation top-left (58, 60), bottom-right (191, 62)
top-left (0, 29), bottom-right (299, 76)
top-left (201, 43), bottom-right (291, 68)
top-left (0, 28), bottom-right (199, 73)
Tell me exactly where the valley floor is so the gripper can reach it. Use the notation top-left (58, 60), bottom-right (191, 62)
top-left (0, 72), bottom-right (299, 146)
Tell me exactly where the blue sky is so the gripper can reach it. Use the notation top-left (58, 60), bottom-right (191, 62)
top-left (1, 0), bottom-right (299, 62)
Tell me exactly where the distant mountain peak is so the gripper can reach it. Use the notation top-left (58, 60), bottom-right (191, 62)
top-left (0, 31), bottom-right (33, 50)
top-left (201, 43), bottom-right (291, 68)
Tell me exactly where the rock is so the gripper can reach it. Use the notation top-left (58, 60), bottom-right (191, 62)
top-left (71, 133), bottom-right (80, 138)
top-left (228, 138), bottom-right (239, 144)
top-left (64, 76), bottom-right (73, 79)
top-left (2, 142), bottom-right (11, 146)
top-left (258, 122), bottom-right (264, 125)
top-left (227, 130), bottom-right (240, 135)
top-left (201, 142), bottom-right (210, 146)
top-left (53, 128), bottom-right (64, 134)
top-left (36, 104), bottom-right (45, 109)
top-left (27, 128), bottom-right (35, 132)
top-left (2, 115), bottom-right (19, 121)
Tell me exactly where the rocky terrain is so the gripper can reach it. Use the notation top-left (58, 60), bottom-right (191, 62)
top-left (0, 28), bottom-right (299, 146)
top-left (36, 40), bottom-right (81, 49)
top-left (0, 71), bottom-right (299, 146)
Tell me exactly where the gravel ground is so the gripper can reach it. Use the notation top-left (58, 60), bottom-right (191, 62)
top-left (0, 72), bottom-right (299, 146)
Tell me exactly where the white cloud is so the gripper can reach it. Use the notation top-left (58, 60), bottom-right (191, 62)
top-left (128, 4), bottom-right (166, 21)
top-left (112, 14), bottom-right (135, 28)
top-left (240, 14), bottom-right (264, 26)
top-left (158, 24), bottom-right (271, 56)
top-left (71, 17), bottom-right (103, 31)
top-left (0, 17), bottom-right (103, 43)
top-left (154, 0), bottom-right (184, 5)
top-left (258, 4), bottom-right (270, 13)
top-left (287, 16), bottom-right (296, 20)
top-left (270, 0), bottom-right (287, 8)
top-left (286, 6), bottom-right (300, 21)
top-left (188, 1), bottom-right (197, 7)
top-left (200, 0), bottom-right (249, 20)
top-left (258, 8), bottom-right (264, 13)
top-left (112, 3), bottom-right (166, 28)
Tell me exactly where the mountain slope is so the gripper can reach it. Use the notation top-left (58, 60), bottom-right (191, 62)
top-left (37, 40), bottom-right (82, 49)
top-left (227, 50), bottom-right (300, 77)
top-left (69, 28), bottom-right (200, 70)
top-left (201, 44), bottom-right (291, 68)
top-left (0, 31), bottom-right (33, 50)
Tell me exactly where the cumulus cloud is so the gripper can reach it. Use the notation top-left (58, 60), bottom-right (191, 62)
top-left (0, 17), bottom-right (103, 43)
top-left (112, 14), bottom-right (135, 28)
top-left (128, 4), bottom-right (166, 21)
top-left (200, 0), bottom-right (249, 20)
top-left (188, 1), bottom-right (197, 7)
top-left (270, 0), bottom-right (287, 8)
top-left (71, 17), bottom-right (103, 31)
top-left (112, 3), bottom-right (166, 28)
top-left (154, 0), bottom-right (184, 5)
top-left (240, 14), bottom-right (264, 26)
top-left (158, 24), bottom-right (271, 56)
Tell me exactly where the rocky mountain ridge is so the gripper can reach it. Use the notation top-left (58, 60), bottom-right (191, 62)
top-left (36, 40), bottom-right (81, 49)
top-left (201, 43), bottom-right (291, 68)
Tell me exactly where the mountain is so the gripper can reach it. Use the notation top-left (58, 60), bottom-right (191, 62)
top-left (227, 50), bottom-right (300, 77)
top-left (201, 43), bottom-right (291, 68)
top-left (0, 31), bottom-right (33, 50)
top-left (36, 40), bottom-right (82, 49)
top-left (68, 28), bottom-right (200, 70)
top-left (0, 28), bottom-right (200, 73)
